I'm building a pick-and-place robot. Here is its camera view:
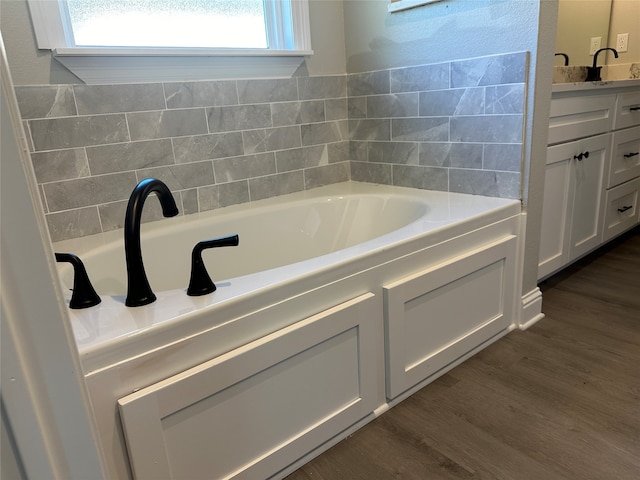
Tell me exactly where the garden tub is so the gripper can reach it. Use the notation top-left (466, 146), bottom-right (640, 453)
top-left (54, 181), bottom-right (520, 370)
top-left (54, 181), bottom-right (522, 480)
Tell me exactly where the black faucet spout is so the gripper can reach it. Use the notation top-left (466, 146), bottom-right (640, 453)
top-left (586, 48), bottom-right (619, 81)
top-left (555, 53), bottom-right (569, 66)
top-left (124, 178), bottom-right (179, 307)
top-left (592, 47), bottom-right (618, 69)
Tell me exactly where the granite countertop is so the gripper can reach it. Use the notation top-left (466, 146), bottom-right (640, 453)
top-left (552, 78), bottom-right (640, 94)
top-left (552, 63), bottom-right (640, 93)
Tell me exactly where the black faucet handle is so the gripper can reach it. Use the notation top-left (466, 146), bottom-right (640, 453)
top-left (187, 234), bottom-right (240, 296)
top-left (55, 252), bottom-right (101, 309)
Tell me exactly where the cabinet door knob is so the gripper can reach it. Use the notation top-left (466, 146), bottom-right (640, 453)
top-left (623, 152), bottom-right (639, 158)
top-left (573, 151), bottom-right (589, 161)
top-left (617, 205), bottom-right (632, 213)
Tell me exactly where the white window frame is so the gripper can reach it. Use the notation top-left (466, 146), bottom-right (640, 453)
top-left (26, 0), bottom-right (313, 84)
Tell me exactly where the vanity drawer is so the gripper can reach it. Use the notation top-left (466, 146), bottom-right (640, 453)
top-left (608, 126), bottom-right (640, 188)
top-left (603, 177), bottom-right (640, 242)
top-left (548, 94), bottom-right (616, 145)
top-left (614, 91), bottom-right (640, 130)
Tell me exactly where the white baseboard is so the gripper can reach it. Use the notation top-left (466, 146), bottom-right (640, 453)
top-left (520, 287), bottom-right (544, 330)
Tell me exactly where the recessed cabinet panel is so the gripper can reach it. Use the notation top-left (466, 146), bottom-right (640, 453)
top-left (568, 135), bottom-right (608, 261)
top-left (614, 91), bottom-right (640, 130)
top-left (608, 126), bottom-right (640, 188)
top-left (538, 156), bottom-right (572, 279)
top-left (384, 236), bottom-right (517, 400)
top-left (603, 177), bottom-right (640, 242)
top-left (118, 293), bottom-right (378, 480)
top-left (548, 94), bottom-right (615, 145)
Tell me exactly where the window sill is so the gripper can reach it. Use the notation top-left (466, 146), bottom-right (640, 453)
top-left (53, 48), bottom-right (313, 84)
top-left (388, 0), bottom-right (446, 13)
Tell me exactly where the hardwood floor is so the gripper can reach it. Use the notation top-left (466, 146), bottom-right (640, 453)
top-left (286, 226), bottom-right (640, 480)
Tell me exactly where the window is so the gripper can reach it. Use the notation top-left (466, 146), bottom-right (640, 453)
top-left (65, 0), bottom-right (270, 49)
top-left (27, 0), bottom-right (312, 83)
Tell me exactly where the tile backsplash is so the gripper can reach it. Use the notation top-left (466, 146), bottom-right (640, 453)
top-left (16, 52), bottom-right (526, 242)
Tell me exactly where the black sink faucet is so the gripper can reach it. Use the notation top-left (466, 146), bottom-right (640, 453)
top-left (124, 178), bottom-right (179, 307)
top-left (555, 53), bottom-right (569, 66)
top-left (586, 48), bottom-right (618, 81)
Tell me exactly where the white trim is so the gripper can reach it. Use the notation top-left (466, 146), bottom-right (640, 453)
top-left (388, 0), bottom-right (447, 14)
top-left (26, 0), bottom-right (67, 49)
top-left (53, 47), bottom-right (313, 57)
top-left (292, 0), bottom-right (313, 51)
top-left (52, 53), bottom-right (308, 84)
top-left (1, 36), bottom-right (107, 479)
top-left (519, 287), bottom-right (545, 330)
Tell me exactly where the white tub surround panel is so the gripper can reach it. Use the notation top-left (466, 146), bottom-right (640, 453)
top-left (384, 235), bottom-right (517, 399)
top-left (118, 293), bottom-right (378, 480)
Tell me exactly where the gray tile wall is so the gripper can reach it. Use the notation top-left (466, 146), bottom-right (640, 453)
top-left (349, 52), bottom-right (526, 197)
top-left (15, 52), bottom-right (526, 242)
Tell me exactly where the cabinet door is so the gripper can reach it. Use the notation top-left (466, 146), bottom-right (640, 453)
top-left (538, 133), bottom-right (609, 280)
top-left (538, 147), bottom-right (572, 279)
top-left (568, 134), bottom-right (608, 262)
top-left (118, 293), bottom-right (379, 480)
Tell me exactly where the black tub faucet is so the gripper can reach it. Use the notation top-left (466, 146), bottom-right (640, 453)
top-left (124, 178), bottom-right (179, 307)
top-left (55, 252), bottom-right (101, 309)
top-left (586, 48), bottom-right (618, 81)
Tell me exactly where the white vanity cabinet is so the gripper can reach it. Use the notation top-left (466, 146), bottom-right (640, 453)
top-left (539, 84), bottom-right (640, 280)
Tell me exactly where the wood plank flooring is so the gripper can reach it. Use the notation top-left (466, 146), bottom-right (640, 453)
top-left (286, 226), bottom-right (640, 480)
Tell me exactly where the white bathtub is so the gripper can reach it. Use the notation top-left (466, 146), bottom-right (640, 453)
top-left (54, 181), bottom-right (520, 368)
top-left (56, 181), bottom-right (522, 480)
top-left (57, 183), bottom-right (430, 295)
